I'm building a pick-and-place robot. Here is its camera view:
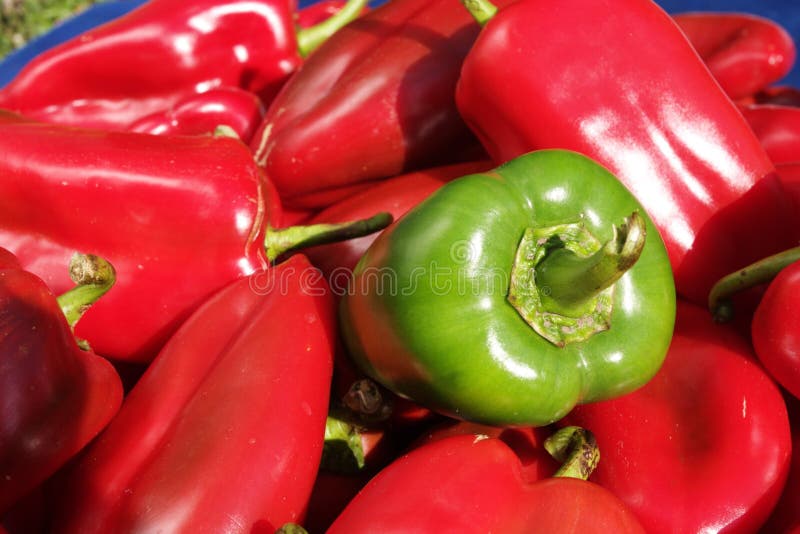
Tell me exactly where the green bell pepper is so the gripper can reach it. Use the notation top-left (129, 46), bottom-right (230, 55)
top-left (340, 149), bottom-right (676, 427)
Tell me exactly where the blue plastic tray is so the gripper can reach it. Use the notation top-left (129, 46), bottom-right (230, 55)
top-left (2, 0), bottom-right (799, 88)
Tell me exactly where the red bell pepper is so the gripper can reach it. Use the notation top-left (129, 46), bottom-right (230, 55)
top-left (672, 12), bottom-right (796, 101)
top-left (304, 160), bottom-right (492, 282)
top-left (54, 254), bottom-right (334, 532)
top-left (0, 0), bottom-right (366, 130)
top-left (709, 246), bottom-right (800, 399)
top-left (778, 162), bottom-right (800, 210)
top-left (413, 420), bottom-right (561, 484)
top-left (327, 427), bottom-right (645, 533)
top-left (562, 300), bottom-right (791, 534)
top-left (0, 120), bottom-right (389, 362)
top-left (249, 0), bottom-right (505, 210)
top-left (750, 259), bottom-right (800, 400)
top-left (762, 394), bottom-right (800, 534)
top-left (456, 0), bottom-right (799, 306)
top-left (0, 250), bottom-right (122, 514)
top-left (740, 104), bottom-right (800, 165)
top-left (126, 86), bottom-right (265, 143)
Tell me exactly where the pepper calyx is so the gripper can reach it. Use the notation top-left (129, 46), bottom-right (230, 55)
top-left (507, 212), bottom-right (646, 347)
top-left (545, 426), bottom-right (600, 480)
top-left (56, 253), bottom-right (116, 333)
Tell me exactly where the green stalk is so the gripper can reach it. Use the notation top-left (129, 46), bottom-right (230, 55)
top-left (544, 426), bottom-right (600, 480)
top-left (56, 253), bottom-right (116, 330)
top-left (321, 411), bottom-right (367, 475)
top-left (708, 245), bottom-right (800, 322)
top-left (460, 0), bottom-right (498, 26)
top-left (264, 212), bottom-right (392, 264)
top-left (295, 0), bottom-right (369, 58)
top-left (535, 212), bottom-right (646, 315)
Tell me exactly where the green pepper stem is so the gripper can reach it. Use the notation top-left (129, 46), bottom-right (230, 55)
top-left (545, 426), bottom-right (600, 480)
top-left (275, 524), bottom-right (309, 534)
top-left (535, 212), bottom-right (646, 316)
top-left (56, 253), bottom-right (116, 330)
top-left (460, 0), bottom-right (498, 26)
top-left (264, 212), bottom-right (392, 264)
top-left (296, 0), bottom-right (368, 58)
top-left (321, 411), bottom-right (367, 475)
top-left (709, 245), bottom-right (800, 322)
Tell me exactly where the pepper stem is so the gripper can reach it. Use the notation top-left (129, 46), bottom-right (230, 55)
top-left (321, 411), bottom-right (367, 474)
top-left (276, 525), bottom-right (308, 534)
top-left (56, 253), bottom-right (116, 330)
top-left (508, 212), bottom-right (645, 347)
top-left (544, 426), bottom-right (600, 480)
top-left (708, 245), bottom-right (800, 322)
top-left (296, 0), bottom-right (369, 58)
top-left (264, 212), bottom-right (392, 264)
top-left (342, 378), bottom-right (393, 424)
top-left (461, 0), bottom-right (498, 26)
top-left (536, 212), bottom-right (646, 314)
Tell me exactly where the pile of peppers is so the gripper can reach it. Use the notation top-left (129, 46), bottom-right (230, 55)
top-left (1, 0), bottom-right (800, 532)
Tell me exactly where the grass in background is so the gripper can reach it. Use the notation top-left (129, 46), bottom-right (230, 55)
top-left (1, 0), bottom-right (99, 56)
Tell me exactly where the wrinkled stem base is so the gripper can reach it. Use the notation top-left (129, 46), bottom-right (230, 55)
top-left (507, 213), bottom-right (645, 347)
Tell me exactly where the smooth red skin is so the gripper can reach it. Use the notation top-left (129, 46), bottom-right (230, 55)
top-left (250, 0), bottom-right (509, 209)
top-left (752, 261), bottom-right (800, 399)
top-left (413, 421), bottom-right (560, 485)
top-left (55, 255), bottom-right (335, 533)
top-left (305, 421), bottom-right (556, 533)
top-left (126, 86), bottom-right (266, 143)
top-left (304, 160), bottom-right (492, 283)
top-left (563, 300), bottom-right (791, 534)
top-left (778, 162), bottom-right (800, 210)
top-left (741, 104), bottom-right (800, 165)
top-left (0, 122), bottom-right (278, 362)
top-left (0, 254), bottom-right (122, 514)
top-left (674, 12), bottom-right (796, 100)
top-left (0, 0), bottom-right (300, 130)
top-left (761, 395), bottom-right (800, 533)
top-left (0, 486), bottom-right (46, 534)
top-left (327, 434), bottom-right (645, 533)
top-left (456, 0), bottom-right (797, 306)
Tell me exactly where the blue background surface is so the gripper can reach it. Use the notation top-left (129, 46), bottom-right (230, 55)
top-left (1, 0), bottom-right (799, 88)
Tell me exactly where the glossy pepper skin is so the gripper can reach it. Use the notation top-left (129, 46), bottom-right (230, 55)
top-left (126, 86), bottom-right (266, 143)
top-left (327, 431), bottom-right (646, 533)
top-left (249, 0), bottom-right (507, 209)
top-left (673, 12), bottom-right (796, 101)
top-left (304, 160), bottom-right (491, 282)
top-left (0, 249), bottom-right (122, 513)
top-left (55, 254), bottom-right (335, 533)
top-left (563, 300), bottom-right (791, 534)
top-left (0, 122), bottom-right (273, 362)
top-left (709, 247), bottom-right (800, 398)
top-left (741, 104), bottom-right (800, 165)
top-left (0, 0), bottom-right (364, 130)
top-left (341, 150), bottom-right (675, 427)
top-left (0, 119), bottom-right (388, 363)
top-left (762, 395), bottom-right (800, 534)
top-left (778, 162), bottom-right (800, 211)
top-left (456, 0), bottom-right (798, 307)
